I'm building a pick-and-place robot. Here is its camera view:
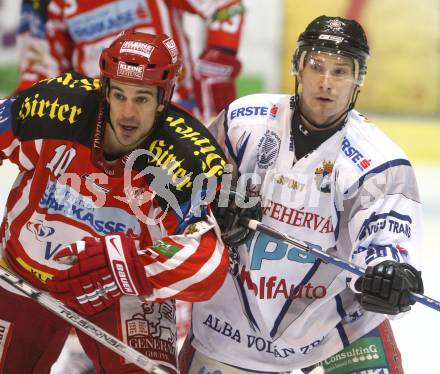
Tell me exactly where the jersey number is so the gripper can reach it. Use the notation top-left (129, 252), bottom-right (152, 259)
top-left (46, 145), bottom-right (76, 177)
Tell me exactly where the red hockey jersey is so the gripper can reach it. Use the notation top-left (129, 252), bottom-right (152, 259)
top-left (0, 72), bottom-right (228, 303)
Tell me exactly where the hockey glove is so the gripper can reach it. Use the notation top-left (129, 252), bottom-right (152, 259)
top-left (355, 260), bottom-right (423, 315)
top-left (211, 187), bottom-right (261, 247)
top-left (194, 47), bottom-right (241, 121)
top-left (47, 234), bottom-right (152, 316)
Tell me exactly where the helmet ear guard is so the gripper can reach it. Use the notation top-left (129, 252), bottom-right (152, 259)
top-left (99, 28), bottom-right (182, 106)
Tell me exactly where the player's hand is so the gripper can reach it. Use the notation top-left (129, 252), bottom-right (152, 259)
top-left (194, 47), bottom-right (241, 122)
top-left (355, 260), bottom-right (423, 315)
top-left (46, 234), bottom-right (152, 316)
top-left (211, 187), bottom-right (261, 247)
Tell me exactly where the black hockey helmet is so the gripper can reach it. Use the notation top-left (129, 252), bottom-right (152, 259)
top-left (292, 15), bottom-right (370, 85)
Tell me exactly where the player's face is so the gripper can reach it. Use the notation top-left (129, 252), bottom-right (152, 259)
top-left (105, 80), bottom-right (164, 155)
top-left (298, 52), bottom-right (357, 127)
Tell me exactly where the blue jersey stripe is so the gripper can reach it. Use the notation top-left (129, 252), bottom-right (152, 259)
top-left (236, 133), bottom-right (251, 168)
top-left (235, 276), bottom-right (260, 331)
top-left (336, 321), bottom-right (350, 347)
top-left (345, 159), bottom-right (412, 196)
top-left (270, 259), bottom-right (322, 338)
top-left (223, 107), bottom-right (238, 165)
top-left (335, 294), bottom-right (347, 319)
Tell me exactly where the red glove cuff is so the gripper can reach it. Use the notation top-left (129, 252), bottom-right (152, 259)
top-left (195, 47), bottom-right (241, 121)
top-left (197, 48), bottom-right (241, 79)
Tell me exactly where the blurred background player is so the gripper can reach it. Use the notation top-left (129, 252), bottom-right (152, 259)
top-left (16, 0), bottom-right (244, 123)
top-left (180, 15), bottom-right (424, 374)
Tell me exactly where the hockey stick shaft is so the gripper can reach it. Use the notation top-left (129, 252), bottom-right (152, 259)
top-left (244, 218), bottom-right (440, 312)
top-left (0, 266), bottom-right (168, 374)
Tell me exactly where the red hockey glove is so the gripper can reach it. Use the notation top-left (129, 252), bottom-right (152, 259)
top-left (46, 234), bottom-right (153, 316)
top-left (194, 47), bottom-right (241, 122)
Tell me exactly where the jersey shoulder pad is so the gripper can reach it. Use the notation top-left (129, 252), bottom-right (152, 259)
top-left (141, 105), bottom-right (227, 212)
top-left (227, 93), bottom-right (287, 124)
top-left (11, 72), bottom-right (101, 142)
top-left (338, 111), bottom-right (410, 182)
top-left (223, 94), bottom-right (289, 168)
top-left (20, 0), bottom-right (51, 25)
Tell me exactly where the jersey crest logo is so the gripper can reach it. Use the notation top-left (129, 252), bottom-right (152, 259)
top-left (125, 301), bottom-right (176, 365)
top-left (26, 220), bottom-right (56, 240)
top-left (257, 130), bottom-right (281, 169)
top-left (327, 19), bottom-right (344, 31)
top-left (314, 160), bottom-right (334, 193)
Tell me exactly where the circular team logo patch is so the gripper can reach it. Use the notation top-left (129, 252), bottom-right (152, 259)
top-left (257, 130), bottom-right (281, 169)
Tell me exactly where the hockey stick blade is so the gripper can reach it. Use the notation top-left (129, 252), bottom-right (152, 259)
top-left (243, 218), bottom-right (440, 312)
top-left (0, 266), bottom-right (168, 374)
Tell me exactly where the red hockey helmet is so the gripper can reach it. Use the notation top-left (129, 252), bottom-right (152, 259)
top-left (100, 28), bottom-right (182, 105)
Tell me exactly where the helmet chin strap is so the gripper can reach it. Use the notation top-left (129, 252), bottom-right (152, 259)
top-left (293, 77), bottom-right (360, 132)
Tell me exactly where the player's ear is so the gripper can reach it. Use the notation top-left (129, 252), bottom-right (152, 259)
top-left (157, 104), bottom-right (165, 113)
top-left (297, 71), bottom-right (303, 85)
top-left (103, 78), bottom-right (111, 103)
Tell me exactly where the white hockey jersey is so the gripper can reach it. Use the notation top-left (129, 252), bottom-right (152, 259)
top-left (189, 94), bottom-right (423, 371)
